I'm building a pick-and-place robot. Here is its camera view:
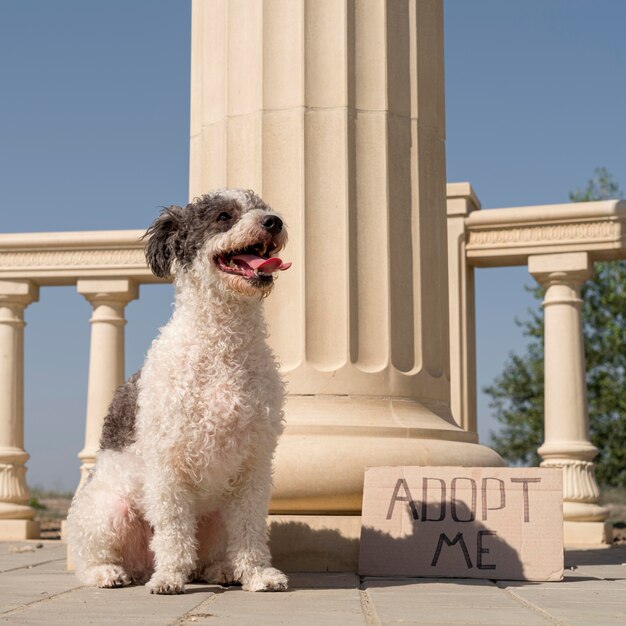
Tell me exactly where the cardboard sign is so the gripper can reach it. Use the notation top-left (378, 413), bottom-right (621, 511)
top-left (359, 466), bottom-right (563, 581)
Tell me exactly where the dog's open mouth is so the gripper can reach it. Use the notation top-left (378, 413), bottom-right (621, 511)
top-left (215, 242), bottom-right (292, 283)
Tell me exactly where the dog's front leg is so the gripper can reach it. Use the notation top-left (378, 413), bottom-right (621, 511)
top-left (143, 472), bottom-right (197, 594)
top-left (224, 455), bottom-right (288, 592)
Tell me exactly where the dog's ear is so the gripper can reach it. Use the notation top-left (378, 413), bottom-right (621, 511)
top-left (144, 205), bottom-right (187, 278)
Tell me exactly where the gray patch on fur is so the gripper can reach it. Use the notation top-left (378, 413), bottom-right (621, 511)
top-left (144, 189), bottom-right (271, 279)
top-left (99, 371), bottom-right (141, 451)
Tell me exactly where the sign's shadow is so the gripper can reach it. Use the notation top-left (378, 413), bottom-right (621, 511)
top-left (359, 500), bottom-right (526, 580)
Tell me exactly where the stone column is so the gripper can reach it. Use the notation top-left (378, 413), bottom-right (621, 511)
top-left (446, 183), bottom-right (480, 432)
top-left (0, 280), bottom-right (39, 539)
top-left (77, 279), bottom-right (138, 487)
top-left (190, 1), bottom-right (502, 563)
top-left (529, 253), bottom-right (610, 544)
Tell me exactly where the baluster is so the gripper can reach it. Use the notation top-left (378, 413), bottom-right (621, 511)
top-left (530, 252), bottom-right (610, 545)
top-left (0, 280), bottom-right (39, 539)
top-left (76, 279), bottom-right (138, 487)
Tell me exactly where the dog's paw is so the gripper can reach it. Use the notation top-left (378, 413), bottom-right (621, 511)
top-left (146, 571), bottom-right (186, 595)
top-left (242, 567), bottom-right (288, 592)
top-left (200, 561), bottom-right (236, 585)
top-left (86, 564), bottom-right (131, 588)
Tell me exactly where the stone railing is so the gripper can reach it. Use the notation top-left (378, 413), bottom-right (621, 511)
top-left (1, 187), bottom-right (624, 544)
top-left (447, 182), bottom-right (626, 545)
top-left (0, 230), bottom-right (164, 538)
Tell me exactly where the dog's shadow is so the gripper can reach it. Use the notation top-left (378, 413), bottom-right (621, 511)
top-left (186, 522), bottom-right (361, 593)
top-left (267, 520), bottom-right (361, 590)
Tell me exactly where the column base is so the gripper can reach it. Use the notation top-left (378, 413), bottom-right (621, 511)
top-left (0, 519), bottom-right (40, 540)
top-left (564, 521), bottom-right (613, 547)
top-left (271, 395), bottom-right (505, 513)
top-left (564, 500), bottom-right (609, 522)
top-left (0, 501), bottom-right (35, 520)
top-left (268, 514), bottom-right (361, 572)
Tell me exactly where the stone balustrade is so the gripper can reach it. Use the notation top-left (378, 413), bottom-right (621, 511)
top-left (0, 190), bottom-right (624, 544)
top-left (447, 183), bottom-right (626, 545)
top-left (0, 231), bottom-right (163, 539)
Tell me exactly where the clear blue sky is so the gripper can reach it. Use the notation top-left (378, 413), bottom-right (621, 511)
top-left (1, 1), bottom-right (624, 490)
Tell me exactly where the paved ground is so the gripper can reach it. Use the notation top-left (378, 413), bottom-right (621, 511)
top-left (0, 542), bottom-right (625, 625)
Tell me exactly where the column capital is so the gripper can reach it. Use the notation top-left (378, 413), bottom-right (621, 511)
top-left (528, 252), bottom-right (593, 287)
top-left (77, 278), bottom-right (138, 304)
top-left (0, 280), bottom-right (39, 307)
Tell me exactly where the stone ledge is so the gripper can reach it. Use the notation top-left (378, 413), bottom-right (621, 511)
top-left (462, 199), bottom-right (626, 267)
top-left (0, 519), bottom-right (40, 540)
top-left (563, 520), bottom-right (613, 548)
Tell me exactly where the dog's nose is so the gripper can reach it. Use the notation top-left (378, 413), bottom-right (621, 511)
top-left (261, 215), bottom-right (283, 234)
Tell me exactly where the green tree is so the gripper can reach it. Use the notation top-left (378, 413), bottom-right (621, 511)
top-left (486, 168), bottom-right (626, 487)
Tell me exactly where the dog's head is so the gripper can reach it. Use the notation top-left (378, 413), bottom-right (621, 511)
top-left (144, 189), bottom-right (290, 297)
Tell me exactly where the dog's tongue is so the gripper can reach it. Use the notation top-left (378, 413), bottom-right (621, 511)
top-left (231, 254), bottom-right (292, 274)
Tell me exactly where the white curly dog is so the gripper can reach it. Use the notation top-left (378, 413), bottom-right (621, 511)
top-left (66, 189), bottom-right (291, 594)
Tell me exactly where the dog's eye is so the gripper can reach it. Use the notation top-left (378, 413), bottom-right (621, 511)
top-left (217, 212), bottom-right (232, 222)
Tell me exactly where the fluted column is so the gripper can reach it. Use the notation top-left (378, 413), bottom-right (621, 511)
top-left (529, 253), bottom-right (609, 527)
top-left (77, 279), bottom-right (138, 487)
top-left (190, 0), bottom-right (503, 515)
top-left (0, 280), bottom-right (39, 539)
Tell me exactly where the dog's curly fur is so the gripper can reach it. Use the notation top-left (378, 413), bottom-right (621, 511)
top-left (66, 189), bottom-right (289, 594)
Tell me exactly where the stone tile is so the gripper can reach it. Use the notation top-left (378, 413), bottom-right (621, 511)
top-left (507, 580), bottom-right (626, 599)
top-left (513, 606), bottom-right (626, 626)
top-left (367, 599), bottom-right (552, 625)
top-left (371, 606), bottom-right (552, 626)
top-left (0, 559), bottom-right (79, 614)
top-left (571, 564), bottom-right (626, 581)
top-left (364, 578), bottom-right (554, 625)
top-left (497, 572), bottom-right (618, 590)
top-left (0, 541), bottom-right (66, 573)
top-left (188, 585), bottom-right (366, 626)
top-left (0, 583), bottom-right (218, 626)
top-left (364, 577), bottom-right (500, 595)
top-left (504, 580), bottom-right (626, 626)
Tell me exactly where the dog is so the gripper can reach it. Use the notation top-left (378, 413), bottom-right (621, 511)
top-left (66, 189), bottom-right (291, 594)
